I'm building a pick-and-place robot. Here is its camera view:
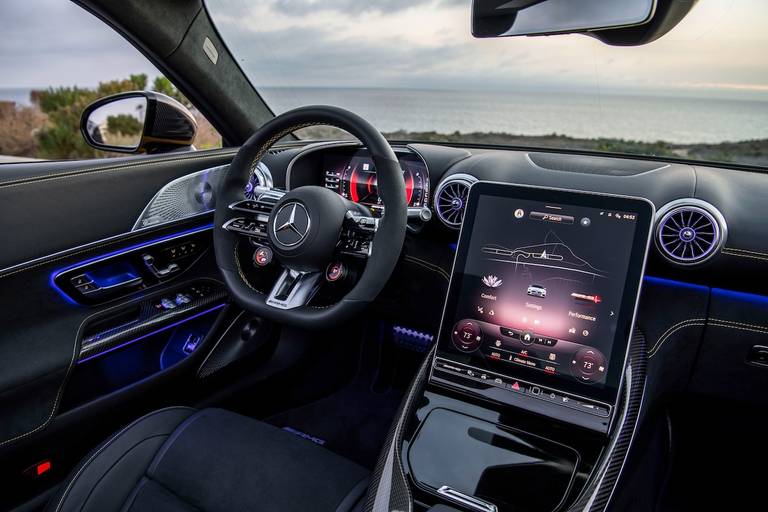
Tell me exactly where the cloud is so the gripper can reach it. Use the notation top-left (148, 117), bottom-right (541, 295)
top-left (0, 0), bottom-right (159, 88)
top-left (255, 0), bottom-right (466, 16)
top-left (206, 0), bottom-right (768, 98)
top-left (1, 0), bottom-right (766, 103)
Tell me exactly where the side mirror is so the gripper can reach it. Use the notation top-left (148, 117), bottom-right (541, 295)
top-left (81, 91), bottom-right (197, 154)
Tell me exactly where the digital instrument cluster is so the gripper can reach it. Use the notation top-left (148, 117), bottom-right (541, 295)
top-left (323, 149), bottom-right (429, 214)
top-left (432, 183), bottom-right (653, 429)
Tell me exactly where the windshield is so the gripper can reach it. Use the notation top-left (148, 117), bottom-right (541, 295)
top-left (206, 0), bottom-right (768, 168)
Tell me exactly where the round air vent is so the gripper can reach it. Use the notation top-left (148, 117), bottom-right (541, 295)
top-left (434, 173), bottom-right (477, 229)
top-left (244, 162), bottom-right (274, 199)
top-left (655, 199), bottom-right (726, 265)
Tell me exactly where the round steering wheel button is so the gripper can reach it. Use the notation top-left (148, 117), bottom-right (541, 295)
top-left (326, 261), bottom-right (346, 282)
top-left (253, 246), bottom-right (273, 267)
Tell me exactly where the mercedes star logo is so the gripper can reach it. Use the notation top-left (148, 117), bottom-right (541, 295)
top-left (272, 202), bottom-right (311, 247)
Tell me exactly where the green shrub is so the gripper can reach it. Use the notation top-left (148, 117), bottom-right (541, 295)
top-left (33, 74), bottom-right (148, 159)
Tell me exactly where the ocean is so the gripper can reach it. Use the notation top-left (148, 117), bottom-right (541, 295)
top-left (3, 87), bottom-right (767, 145)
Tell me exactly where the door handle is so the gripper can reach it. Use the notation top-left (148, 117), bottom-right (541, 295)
top-left (142, 254), bottom-right (180, 278)
top-left (80, 273), bottom-right (144, 297)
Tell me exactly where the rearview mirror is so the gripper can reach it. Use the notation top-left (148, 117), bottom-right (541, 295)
top-left (81, 91), bottom-right (197, 154)
top-left (472, 0), bottom-right (656, 38)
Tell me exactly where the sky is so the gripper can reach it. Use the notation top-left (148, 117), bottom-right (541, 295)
top-left (1, 0), bottom-right (767, 100)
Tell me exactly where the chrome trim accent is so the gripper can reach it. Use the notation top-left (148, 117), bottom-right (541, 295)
top-left (252, 161), bottom-right (274, 189)
top-left (272, 202), bottom-right (311, 247)
top-left (227, 200), bottom-right (272, 221)
top-left (265, 269), bottom-right (322, 309)
top-left (437, 486), bottom-right (498, 512)
top-left (221, 217), bottom-right (268, 238)
top-left (654, 198), bottom-right (727, 266)
top-left (433, 173), bottom-right (477, 229)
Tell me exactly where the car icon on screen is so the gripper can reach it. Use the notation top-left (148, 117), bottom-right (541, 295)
top-left (527, 284), bottom-right (547, 298)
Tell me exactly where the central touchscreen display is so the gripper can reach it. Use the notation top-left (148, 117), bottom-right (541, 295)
top-left (434, 183), bottom-right (653, 408)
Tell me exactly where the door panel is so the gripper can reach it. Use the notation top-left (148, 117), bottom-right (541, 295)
top-left (0, 150), bottom-right (246, 507)
top-left (0, 219), bottom-right (226, 448)
top-left (0, 148), bottom-right (236, 269)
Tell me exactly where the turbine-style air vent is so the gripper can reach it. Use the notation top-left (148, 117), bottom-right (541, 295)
top-left (655, 200), bottom-right (726, 265)
top-left (434, 174), bottom-right (477, 229)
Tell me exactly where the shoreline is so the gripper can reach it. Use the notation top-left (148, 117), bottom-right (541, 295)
top-left (384, 130), bottom-right (768, 167)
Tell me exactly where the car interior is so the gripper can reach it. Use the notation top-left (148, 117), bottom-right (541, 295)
top-left (1, 1), bottom-right (767, 511)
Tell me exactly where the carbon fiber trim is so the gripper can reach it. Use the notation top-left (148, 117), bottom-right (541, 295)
top-left (364, 346), bottom-right (436, 512)
top-left (566, 328), bottom-right (647, 512)
top-left (78, 279), bottom-right (227, 361)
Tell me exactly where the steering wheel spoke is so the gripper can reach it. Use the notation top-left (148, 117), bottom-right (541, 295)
top-left (221, 188), bottom-right (286, 240)
top-left (265, 268), bottom-right (324, 309)
top-left (338, 210), bottom-right (378, 258)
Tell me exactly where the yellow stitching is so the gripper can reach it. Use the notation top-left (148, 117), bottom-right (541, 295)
top-left (404, 257), bottom-right (449, 281)
top-left (709, 318), bottom-right (768, 331)
top-left (722, 250), bottom-right (768, 262)
top-left (708, 323), bottom-right (768, 335)
top-left (0, 322), bottom-right (81, 448)
top-left (648, 321), bottom-right (706, 357)
top-left (233, 241), bottom-right (262, 293)
top-left (232, 121), bottom-right (352, 297)
top-left (52, 406), bottom-right (196, 511)
top-left (0, 225), bottom-right (211, 280)
top-left (0, 149), bottom-right (237, 189)
top-left (723, 247), bottom-right (768, 257)
top-left (648, 318), bottom-right (768, 358)
top-left (0, 274), bottom-right (221, 447)
top-left (648, 318), bottom-right (707, 354)
top-left (403, 255), bottom-right (449, 281)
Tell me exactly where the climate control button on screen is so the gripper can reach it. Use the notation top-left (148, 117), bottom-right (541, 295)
top-left (452, 320), bottom-right (483, 352)
top-left (570, 346), bottom-right (607, 383)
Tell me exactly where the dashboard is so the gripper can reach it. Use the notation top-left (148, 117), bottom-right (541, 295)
top-left (250, 140), bottom-right (767, 296)
top-left (243, 139), bottom-right (768, 432)
top-left (120, 135), bottom-right (768, 445)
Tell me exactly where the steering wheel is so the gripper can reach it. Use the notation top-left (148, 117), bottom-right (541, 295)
top-left (214, 106), bottom-right (407, 329)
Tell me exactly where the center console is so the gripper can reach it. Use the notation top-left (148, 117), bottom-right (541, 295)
top-left (370, 183), bottom-right (654, 512)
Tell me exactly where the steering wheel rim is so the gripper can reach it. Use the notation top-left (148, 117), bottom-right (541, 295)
top-left (214, 105), bottom-right (407, 329)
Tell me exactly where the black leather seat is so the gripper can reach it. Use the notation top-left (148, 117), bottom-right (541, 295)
top-left (46, 407), bottom-right (369, 512)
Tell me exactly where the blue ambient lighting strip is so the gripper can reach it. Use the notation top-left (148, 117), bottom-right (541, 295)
top-left (50, 223), bottom-right (213, 305)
